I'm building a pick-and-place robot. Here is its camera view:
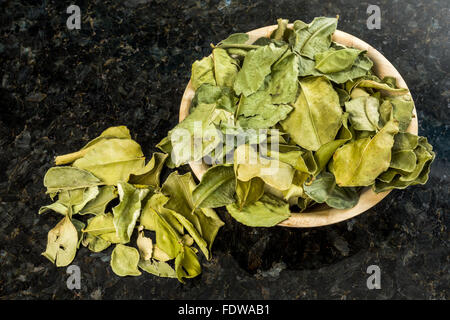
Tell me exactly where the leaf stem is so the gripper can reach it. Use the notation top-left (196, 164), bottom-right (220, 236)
top-left (212, 43), bottom-right (260, 50)
top-left (54, 149), bottom-right (89, 165)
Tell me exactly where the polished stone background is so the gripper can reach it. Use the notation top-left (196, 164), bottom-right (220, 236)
top-left (0, 0), bottom-right (448, 299)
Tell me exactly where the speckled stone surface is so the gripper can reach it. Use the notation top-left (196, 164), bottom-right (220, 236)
top-left (0, 0), bottom-right (448, 299)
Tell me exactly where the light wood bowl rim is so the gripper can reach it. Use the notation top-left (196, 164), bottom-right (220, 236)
top-left (179, 24), bottom-right (418, 228)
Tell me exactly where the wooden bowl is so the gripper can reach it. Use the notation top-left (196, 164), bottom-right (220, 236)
top-left (179, 24), bottom-right (418, 228)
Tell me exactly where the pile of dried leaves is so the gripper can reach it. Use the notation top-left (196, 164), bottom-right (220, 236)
top-left (40, 126), bottom-right (223, 282)
top-left (39, 17), bottom-right (435, 281)
top-left (158, 17), bottom-right (435, 225)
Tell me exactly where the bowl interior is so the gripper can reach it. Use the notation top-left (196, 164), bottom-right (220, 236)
top-left (179, 24), bottom-right (418, 228)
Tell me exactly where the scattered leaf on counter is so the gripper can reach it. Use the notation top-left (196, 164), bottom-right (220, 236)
top-left (110, 244), bottom-right (142, 277)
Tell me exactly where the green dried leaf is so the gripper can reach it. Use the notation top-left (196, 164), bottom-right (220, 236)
top-left (112, 182), bottom-right (150, 244)
top-left (79, 185), bottom-right (117, 216)
top-left (110, 244), bottom-right (141, 277)
top-left (386, 95), bottom-right (415, 131)
top-left (175, 246), bottom-right (202, 283)
top-left (393, 132), bottom-right (419, 151)
top-left (192, 84), bottom-right (238, 113)
top-left (153, 208), bottom-right (183, 260)
top-left (152, 245), bottom-right (172, 262)
top-left (298, 53), bottom-right (373, 84)
top-left (268, 51), bottom-right (299, 104)
top-left (138, 259), bottom-right (177, 278)
top-left (161, 172), bottom-right (224, 258)
top-left (314, 112), bottom-right (353, 174)
top-left (217, 33), bottom-right (249, 46)
top-left (315, 48), bottom-right (362, 73)
top-left (83, 126), bottom-right (131, 149)
top-left (379, 100), bottom-right (393, 126)
top-left (212, 48), bottom-right (239, 88)
top-left (39, 202), bottom-right (68, 216)
top-left (351, 88), bottom-right (370, 99)
top-left (235, 177), bottom-right (265, 210)
top-left (71, 218), bottom-right (85, 249)
top-left (72, 139), bottom-right (145, 185)
top-left (142, 193), bottom-right (184, 234)
top-left (170, 211), bottom-right (209, 260)
top-left (168, 103), bottom-right (219, 166)
top-left (236, 90), bottom-right (293, 129)
top-left (269, 144), bottom-right (318, 174)
top-left (192, 165), bottom-right (236, 208)
top-left (345, 96), bottom-right (380, 131)
top-left (41, 187), bottom-right (98, 217)
top-left (129, 152), bottom-right (168, 187)
top-left (54, 126), bottom-right (132, 165)
top-left (191, 56), bottom-right (216, 90)
top-left (333, 119), bottom-right (399, 186)
top-left (72, 187), bottom-right (100, 214)
top-left (83, 212), bottom-right (116, 236)
top-left (226, 193), bottom-right (291, 227)
top-left (281, 76), bottom-right (342, 151)
top-left (390, 150), bottom-right (417, 172)
top-left (42, 216), bottom-right (78, 267)
top-left (44, 167), bottom-right (103, 193)
top-left (354, 79), bottom-right (409, 94)
top-left (374, 136), bottom-right (435, 192)
top-left (335, 87), bottom-right (351, 106)
top-left (282, 171), bottom-right (311, 203)
top-left (82, 232), bottom-right (111, 252)
top-left (303, 172), bottom-right (359, 209)
top-left (233, 43), bottom-right (287, 97)
top-left (290, 17), bottom-right (337, 59)
top-left (234, 144), bottom-right (295, 190)
top-left (271, 18), bottom-right (290, 41)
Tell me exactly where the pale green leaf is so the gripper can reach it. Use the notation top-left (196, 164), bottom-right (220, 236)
top-left (82, 233), bottom-right (111, 252)
top-left (268, 51), bottom-right (299, 104)
top-left (315, 48), bottom-right (362, 73)
top-left (354, 79), bottom-right (409, 94)
top-left (213, 48), bottom-right (239, 88)
top-left (161, 172), bottom-right (224, 258)
top-left (42, 216), bottom-right (78, 267)
top-left (79, 185), bottom-right (117, 216)
top-left (303, 172), bottom-right (359, 209)
top-left (345, 96), bottom-right (380, 131)
top-left (236, 90), bottom-right (292, 129)
top-left (72, 139), bottom-right (145, 185)
top-left (44, 167), bottom-right (102, 193)
top-left (138, 259), bottom-right (177, 278)
top-left (386, 95), bottom-right (415, 131)
top-left (191, 56), bottom-right (216, 90)
top-left (281, 76), bottom-right (342, 151)
top-left (234, 144), bottom-right (295, 190)
top-left (129, 152), bottom-right (168, 187)
top-left (175, 246), bottom-right (202, 283)
top-left (192, 165), bottom-right (236, 208)
top-left (83, 212), bottom-right (116, 236)
top-left (333, 119), bottom-right (399, 186)
top-left (112, 182), bottom-right (150, 244)
top-left (217, 33), bottom-right (249, 46)
top-left (235, 177), bottom-right (265, 210)
top-left (142, 193), bottom-right (184, 234)
top-left (233, 43), bottom-right (287, 97)
top-left (290, 17), bottom-right (337, 59)
top-left (314, 112), bottom-right (353, 174)
top-left (226, 193), bottom-right (291, 227)
top-left (110, 244), bottom-right (141, 277)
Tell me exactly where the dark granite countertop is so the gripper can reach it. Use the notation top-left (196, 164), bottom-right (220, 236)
top-left (0, 0), bottom-right (448, 299)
